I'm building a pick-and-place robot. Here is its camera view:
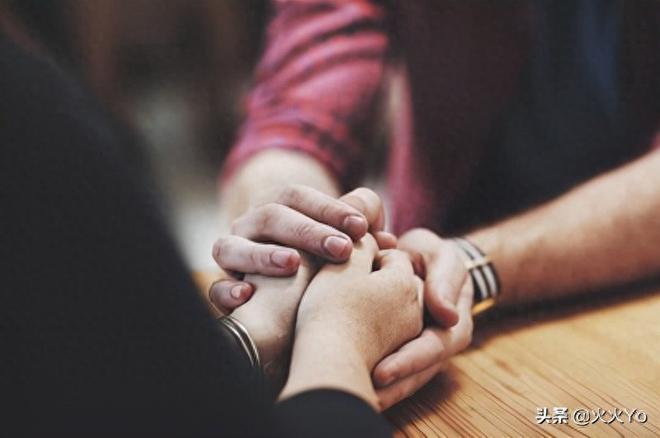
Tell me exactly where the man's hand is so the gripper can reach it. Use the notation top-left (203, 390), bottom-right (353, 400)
top-left (209, 186), bottom-right (396, 311)
top-left (373, 280), bottom-right (473, 409)
top-left (372, 228), bottom-right (474, 409)
top-left (399, 229), bottom-right (468, 326)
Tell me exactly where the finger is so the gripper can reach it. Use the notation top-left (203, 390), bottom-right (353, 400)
top-left (340, 187), bottom-right (385, 232)
top-left (397, 230), bottom-right (461, 327)
top-left (414, 276), bottom-right (424, 313)
top-left (456, 279), bottom-right (474, 314)
top-left (427, 244), bottom-right (468, 305)
top-left (354, 232), bottom-right (379, 258)
top-left (372, 327), bottom-right (446, 387)
top-left (423, 251), bottom-right (466, 327)
top-left (213, 235), bottom-right (301, 276)
top-left (317, 233), bottom-right (379, 277)
top-left (374, 231), bottom-right (397, 250)
top-left (232, 204), bottom-right (353, 262)
top-left (277, 184), bottom-right (368, 240)
top-left (407, 251), bottom-right (426, 277)
top-left (423, 278), bottom-right (460, 328)
top-left (376, 360), bottom-right (449, 410)
top-left (397, 228), bottom-right (439, 255)
top-left (372, 249), bottom-right (415, 277)
top-left (208, 279), bottom-right (255, 313)
top-left (444, 282), bottom-right (474, 356)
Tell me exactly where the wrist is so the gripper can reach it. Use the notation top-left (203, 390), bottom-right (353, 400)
top-left (280, 322), bottom-right (377, 409)
top-left (225, 150), bottom-right (341, 214)
top-left (231, 305), bottom-right (289, 366)
top-left (231, 258), bottom-right (316, 366)
top-left (452, 236), bottom-right (500, 314)
top-left (297, 309), bottom-right (382, 369)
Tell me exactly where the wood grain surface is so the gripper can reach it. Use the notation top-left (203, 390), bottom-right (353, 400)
top-left (193, 272), bottom-right (660, 437)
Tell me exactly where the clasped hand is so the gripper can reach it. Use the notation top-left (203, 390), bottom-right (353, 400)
top-left (210, 185), bottom-right (474, 409)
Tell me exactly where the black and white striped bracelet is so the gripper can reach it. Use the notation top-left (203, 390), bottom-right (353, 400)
top-left (452, 237), bottom-right (500, 315)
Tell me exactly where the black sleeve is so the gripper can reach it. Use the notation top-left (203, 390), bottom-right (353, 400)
top-left (274, 390), bottom-right (392, 438)
top-left (0, 35), bottom-right (391, 438)
top-left (0, 34), bottom-right (263, 437)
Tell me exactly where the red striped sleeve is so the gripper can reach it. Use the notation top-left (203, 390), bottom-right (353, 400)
top-left (222, 0), bottom-right (389, 186)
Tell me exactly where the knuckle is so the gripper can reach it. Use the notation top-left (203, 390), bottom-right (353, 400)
top-left (401, 273), bottom-right (418, 297)
top-left (317, 201), bottom-right (337, 223)
top-left (394, 272), bottom-right (414, 294)
top-left (385, 272), bottom-right (407, 294)
top-left (229, 217), bottom-right (245, 234)
top-left (292, 220), bottom-right (318, 241)
top-left (277, 184), bottom-right (303, 205)
top-left (249, 246), bottom-right (270, 269)
top-left (429, 338), bottom-right (446, 361)
top-left (257, 203), bottom-right (281, 231)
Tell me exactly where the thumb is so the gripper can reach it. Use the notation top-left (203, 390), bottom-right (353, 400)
top-left (424, 261), bottom-right (463, 328)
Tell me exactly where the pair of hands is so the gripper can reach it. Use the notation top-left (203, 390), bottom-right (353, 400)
top-left (210, 185), bottom-right (474, 409)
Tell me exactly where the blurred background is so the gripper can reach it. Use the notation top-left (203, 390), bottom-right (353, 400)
top-left (1, 0), bottom-right (269, 269)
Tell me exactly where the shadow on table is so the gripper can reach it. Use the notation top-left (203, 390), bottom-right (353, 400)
top-left (472, 276), bottom-right (660, 346)
top-left (384, 277), bottom-right (660, 430)
top-left (385, 369), bottom-right (461, 433)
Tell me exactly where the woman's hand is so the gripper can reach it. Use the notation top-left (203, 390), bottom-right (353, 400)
top-left (280, 235), bottom-right (424, 409)
top-left (227, 255), bottom-right (315, 371)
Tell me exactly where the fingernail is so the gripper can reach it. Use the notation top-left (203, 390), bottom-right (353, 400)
top-left (230, 284), bottom-right (245, 300)
top-left (323, 235), bottom-right (351, 259)
top-left (342, 215), bottom-right (367, 237)
top-left (271, 250), bottom-right (297, 269)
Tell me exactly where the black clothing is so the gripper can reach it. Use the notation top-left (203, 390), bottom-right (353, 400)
top-left (0, 36), bottom-right (390, 437)
top-left (446, 1), bottom-right (653, 233)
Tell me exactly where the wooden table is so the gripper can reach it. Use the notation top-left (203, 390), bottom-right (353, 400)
top-left (194, 273), bottom-right (660, 437)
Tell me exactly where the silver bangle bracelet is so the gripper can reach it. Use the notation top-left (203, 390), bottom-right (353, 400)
top-left (218, 315), bottom-right (261, 370)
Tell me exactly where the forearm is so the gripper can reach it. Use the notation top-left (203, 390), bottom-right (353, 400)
top-left (220, 0), bottom-right (389, 222)
top-left (221, 149), bottom-right (340, 221)
top-left (468, 150), bottom-right (660, 305)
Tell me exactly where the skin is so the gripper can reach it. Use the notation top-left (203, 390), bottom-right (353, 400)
top-left (212, 149), bottom-right (402, 309)
top-left (467, 149), bottom-right (660, 306)
top-left (279, 238), bottom-right (425, 409)
top-left (213, 150), bottom-right (466, 407)
top-left (214, 147), bottom-right (660, 407)
top-left (228, 235), bottom-right (426, 409)
top-left (370, 228), bottom-right (474, 405)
